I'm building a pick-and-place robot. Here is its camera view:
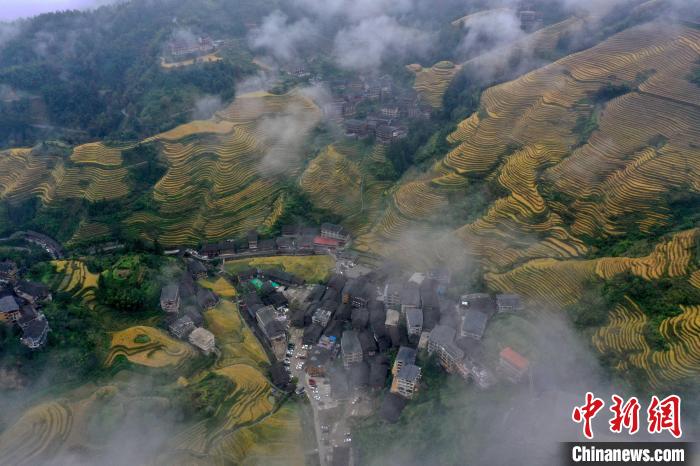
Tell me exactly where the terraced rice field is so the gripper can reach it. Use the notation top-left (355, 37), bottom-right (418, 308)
top-left (411, 60), bottom-right (461, 108)
top-left (213, 364), bottom-right (274, 430)
top-left (198, 277), bottom-right (237, 299)
top-left (593, 299), bottom-right (700, 389)
top-left (204, 300), bottom-right (268, 368)
top-left (0, 401), bottom-right (73, 465)
top-left (67, 221), bottom-right (112, 246)
top-left (1, 90), bottom-right (321, 247)
top-left (411, 15), bottom-right (584, 110)
top-left (127, 90), bottom-right (321, 246)
top-left (361, 23), bottom-right (700, 273)
top-left (224, 255), bottom-right (335, 283)
top-left (105, 326), bottom-right (197, 368)
top-left (0, 148), bottom-right (62, 203)
top-left (300, 145), bottom-right (363, 218)
top-left (595, 229), bottom-right (698, 281)
top-left (51, 260), bottom-right (100, 307)
top-left (70, 142), bottom-right (136, 166)
top-left (208, 404), bottom-right (304, 466)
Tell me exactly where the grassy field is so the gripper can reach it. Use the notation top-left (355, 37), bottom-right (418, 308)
top-left (224, 255), bottom-right (335, 283)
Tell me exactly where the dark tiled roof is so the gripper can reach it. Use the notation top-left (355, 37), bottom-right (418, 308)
top-left (0, 295), bottom-right (20, 313)
top-left (327, 274), bottom-right (347, 291)
top-left (429, 324), bottom-right (456, 347)
top-left (396, 346), bottom-right (416, 366)
top-left (303, 324), bottom-right (324, 345)
top-left (358, 330), bottom-right (377, 354)
top-left (160, 284), bottom-right (179, 301)
top-left (307, 285), bottom-right (326, 302)
top-left (265, 320), bottom-right (286, 339)
top-left (397, 363), bottom-right (421, 382)
top-left (22, 315), bottom-right (48, 340)
top-left (196, 288), bottom-right (219, 308)
top-left (187, 259), bottom-right (207, 274)
top-left (15, 281), bottom-right (50, 299)
top-left (461, 310), bottom-right (489, 339)
top-left (369, 357), bottom-right (389, 388)
top-left (348, 361), bottom-right (370, 388)
top-left (405, 308), bottom-right (423, 328)
top-left (351, 308), bottom-right (369, 329)
top-left (400, 285), bottom-right (420, 307)
top-left (341, 330), bottom-right (361, 355)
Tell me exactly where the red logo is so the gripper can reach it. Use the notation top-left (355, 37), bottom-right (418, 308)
top-left (609, 394), bottom-right (640, 435)
top-left (572, 393), bottom-right (682, 439)
top-left (647, 395), bottom-right (682, 438)
top-left (572, 392), bottom-right (605, 439)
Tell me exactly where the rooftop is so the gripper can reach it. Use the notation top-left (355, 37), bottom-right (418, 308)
top-left (397, 363), bottom-right (421, 382)
top-left (405, 308), bottom-right (423, 327)
top-left (429, 324), bottom-right (456, 347)
top-left (500, 347), bottom-right (530, 371)
top-left (321, 222), bottom-right (348, 236)
top-left (160, 284), bottom-right (179, 301)
top-left (341, 329), bottom-right (362, 355)
top-left (461, 309), bottom-right (489, 338)
top-left (0, 295), bottom-right (20, 313)
top-left (396, 346), bottom-right (417, 365)
top-left (307, 345), bottom-right (332, 366)
top-left (189, 327), bottom-right (215, 347)
top-left (22, 315), bottom-right (49, 340)
top-left (256, 305), bottom-right (277, 328)
top-left (400, 286), bottom-right (421, 307)
top-left (187, 259), bottom-right (207, 274)
top-left (385, 309), bottom-right (400, 326)
top-left (313, 236), bottom-right (341, 247)
top-left (15, 281), bottom-right (50, 298)
top-left (196, 288), bottom-right (218, 308)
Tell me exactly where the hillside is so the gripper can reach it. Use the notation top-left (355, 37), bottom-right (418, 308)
top-left (355, 21), bottom-right (700, 389)
top-left (0, 90), bottom-right (321, 246)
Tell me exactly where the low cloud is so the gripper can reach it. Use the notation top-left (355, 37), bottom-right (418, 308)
top-left (192, 95), bottom-right (224, 120)
top-left (255, 84), bottom-right (330, 175)
top-left (293, 0), bottom-right (416, 22)
top-left (248, 10), bottom-right (318, 63)
top-left (333, 15), bottom-right (433, 71)
top-left (457, 8), bottom-right (526, 60)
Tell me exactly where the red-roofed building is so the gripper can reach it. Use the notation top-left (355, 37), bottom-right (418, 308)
top-left (313, 236), bottom-right (341, 253)
top-left (499, 347), bottom-right (529, 382)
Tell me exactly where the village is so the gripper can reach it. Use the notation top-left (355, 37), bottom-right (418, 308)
top-left (149, 223), bottom-right (531, 466)
top-left (0, 259), bottom-right (52, 350)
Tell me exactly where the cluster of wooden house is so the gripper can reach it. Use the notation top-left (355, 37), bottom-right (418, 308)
top-left (166, 34), bottom-right (216, 60)
top-left (0, 260), bottom-right (51, 350)
top-left (277, 263), bottom-right (530, 423)
top-left (199, 223), bottom-right (350, 260)
top-left (425, 292), bottom-right (529, 389)
top-left (319, 73), bottom-right (431, 145)
top-left (237, 267), bottom-right (308, 360)
top-left (159, 259), bottom-right (217, 355)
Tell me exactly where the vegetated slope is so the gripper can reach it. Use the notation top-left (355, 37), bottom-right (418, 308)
top-left (410, 15), bottom-right (586, 109)
top-left (128, 90), bottom-right (320, 246)
top-left (0, 90), bottom-right (321, 246)
top-left (359, 21), bottom-right (700, 389)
